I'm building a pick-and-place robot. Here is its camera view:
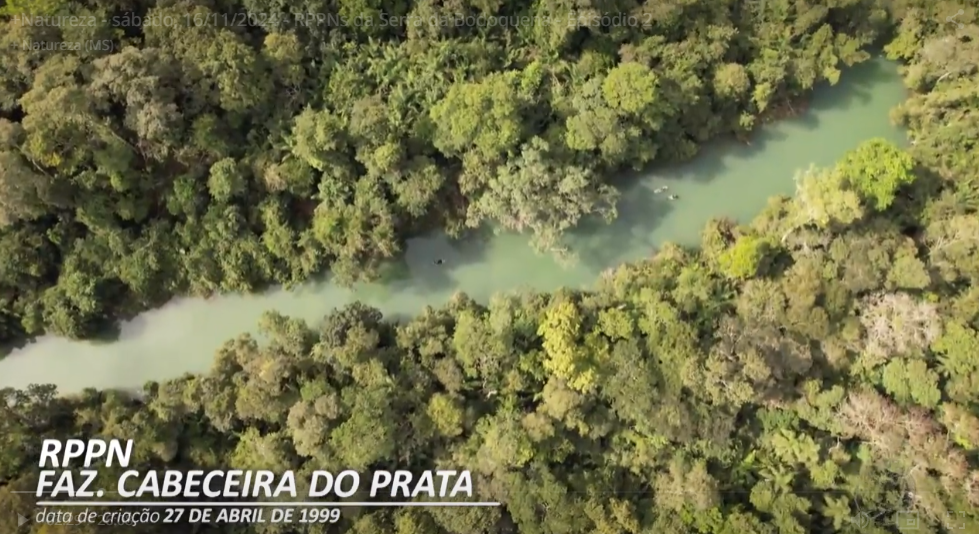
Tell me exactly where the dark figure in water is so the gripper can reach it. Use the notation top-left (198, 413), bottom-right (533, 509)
top-left (668, 194), bottom-right (679, 200)
top-left (434, 259), bottom-right (444, 265)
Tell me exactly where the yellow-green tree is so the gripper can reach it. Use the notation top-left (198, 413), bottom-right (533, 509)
top-left (0, 0), bottom-right (67, 16)
top-left (837, 138), bottom-right (916, 211)
top-left (718, 235), bottom-right (772, 280)
top-left (538, 299), bottom-right (601, 393)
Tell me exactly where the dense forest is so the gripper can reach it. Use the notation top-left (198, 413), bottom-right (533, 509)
top-left (0, 0), bottom-right (912, 342)
top-left (3, 0), bottom-right (979, 533)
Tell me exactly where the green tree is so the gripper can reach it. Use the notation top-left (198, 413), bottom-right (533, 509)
top-left (880, 358), bottom-right (942, 408)
top-left (429, 72), bottom-right (528, 160)
top-left (208, 158), bottom-right (247, 202)
top-left (602, 62), bottom-right (660, 115)
top-left (837, 138), bottom-right (916, 210)
top-left (718, 235), bottom-right (772, 280)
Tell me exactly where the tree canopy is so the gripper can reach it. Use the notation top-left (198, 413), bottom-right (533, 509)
top-left (3, 1), bottom-right (979, 533)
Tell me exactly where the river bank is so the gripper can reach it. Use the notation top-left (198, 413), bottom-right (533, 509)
top-left (0, 57), bottom-right (909, 392)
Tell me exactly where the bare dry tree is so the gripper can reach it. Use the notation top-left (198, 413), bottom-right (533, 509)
top-left (835, 390), bottom-right (902, 452)
top-left (859, 292), bottom-right (942, 358)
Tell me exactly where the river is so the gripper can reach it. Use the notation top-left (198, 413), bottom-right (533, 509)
top-left (0, 58), bottom-right (909, 393)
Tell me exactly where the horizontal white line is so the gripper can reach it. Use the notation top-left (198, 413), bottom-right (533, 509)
top-left (36, 501), bottom-right (501, 507)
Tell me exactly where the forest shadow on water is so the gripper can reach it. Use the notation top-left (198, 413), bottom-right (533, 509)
top-left (569, 174), bottom-right (676, 271)
top-left (813, 56), bottom-right (898, 113)
top-left (381, 226), bottom-right (496, 293)
top-left (83, 323), bottom-right (125, 345)
top-left (307, 225), bottom-right (499, 309)
top-left (0, 338), bottom-right (29, 362)
top-left (1, 318), bottom-right (129, 356)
